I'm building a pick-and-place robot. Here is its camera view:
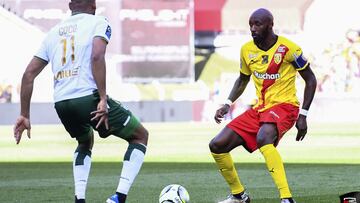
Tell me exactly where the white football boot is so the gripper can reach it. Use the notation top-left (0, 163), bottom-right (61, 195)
top-left (218, 192), bottom-right (250, 203)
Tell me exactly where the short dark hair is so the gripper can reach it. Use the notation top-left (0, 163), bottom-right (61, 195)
top-left (69, 0), bottom-right (95, 13)
top-left (70, 0), bottom-right (94, 3)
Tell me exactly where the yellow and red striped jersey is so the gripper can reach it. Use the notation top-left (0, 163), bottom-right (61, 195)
top-left (240, 36), bottom-right (308, 111)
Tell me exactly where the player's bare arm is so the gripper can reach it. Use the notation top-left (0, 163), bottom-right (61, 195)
top-left (214, 73), bottom-right (250, 124)
top-left (14, 57), bottom-right (48, 144)
top-left (295, 64), bottom-right (317, 141)
top-left (90, 36), bottom-right (109, 129)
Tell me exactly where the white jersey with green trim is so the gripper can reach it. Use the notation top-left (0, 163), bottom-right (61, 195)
top-left (35, 13), bottom-right (111, 102)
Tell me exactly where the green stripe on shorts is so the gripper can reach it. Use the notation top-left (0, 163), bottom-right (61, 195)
top-left (114, 115), bottom-right (140, 140)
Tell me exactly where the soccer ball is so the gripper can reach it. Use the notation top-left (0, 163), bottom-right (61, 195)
top-left (159, 184), bottom-right (190, 203)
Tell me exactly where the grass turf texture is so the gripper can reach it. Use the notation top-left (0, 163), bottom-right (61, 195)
top-left (1, 162), bottom-right (359, 203)
top-left (1, 122), bottom-right (360, 202)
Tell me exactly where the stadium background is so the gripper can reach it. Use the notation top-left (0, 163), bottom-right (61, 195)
top-left (0, 0), bottom-right (360, 124)
top-left (0, 0), bottom-right (360, 202)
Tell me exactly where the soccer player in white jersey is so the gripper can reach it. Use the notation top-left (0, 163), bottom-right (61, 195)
top-left (13, 1), bottom-right (148, 203)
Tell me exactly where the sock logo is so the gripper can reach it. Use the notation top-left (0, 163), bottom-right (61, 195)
top-left (340, 191), bottom-right (360, 203)
top-left (219, 168), bottom-right (227, 172)
top-left (269, 168), bottom-right (275, 173)
top-left (120, 176), bottom-right (130, 181)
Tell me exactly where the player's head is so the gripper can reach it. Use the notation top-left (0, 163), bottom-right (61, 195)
top-left (249, 8), bottom-right (274, 44)
top-left (69, 0), bottom-right (96, 15)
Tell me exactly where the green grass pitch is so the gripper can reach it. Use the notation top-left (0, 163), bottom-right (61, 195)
top-left (0, 122), bottom-right (359, 202)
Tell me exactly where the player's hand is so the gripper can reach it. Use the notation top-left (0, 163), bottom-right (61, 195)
top-left (214, 104), bottom-right (230, 124)
top-left (13, 115), bottom-right (31, 145)
top-left (91, 98), bottom-right (109, 130)
top-left (295, 115), bottom-right (307, 141)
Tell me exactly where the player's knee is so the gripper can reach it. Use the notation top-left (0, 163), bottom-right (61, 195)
top-left (141, 127), bottom-right (149, 143)
top-left (257, 124), bottom-right (277, 148)
top-left (97, 129), bottom-right (111, 138)
top-left (209, 139), bottom-right (222, 154)
top-left (256, 135), bottom-right (267, 148)
top-left (129, 126), bottom-right (149, 146)
top-left (76, 138), bottom-right (93, 151)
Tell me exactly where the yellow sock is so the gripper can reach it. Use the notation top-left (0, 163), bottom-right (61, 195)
top-left (211, 153), bottom-right (245, 194)
top-left (259, 144), bottom-right (292, 199)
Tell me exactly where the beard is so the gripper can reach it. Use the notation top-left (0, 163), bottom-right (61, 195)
top-left (253, 35), bottom-right (262, 44)
top-left (253, 26), bottom-right (271, 45)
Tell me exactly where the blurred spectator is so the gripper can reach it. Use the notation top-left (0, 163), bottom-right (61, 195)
top-left (0, 84), bottom-right (12, 103)
top-left (311, 29), bottom-right (360, 94)
top-left (0, 86), bottom-right (3, 103)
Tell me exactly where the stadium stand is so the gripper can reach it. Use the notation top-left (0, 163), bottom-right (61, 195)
top-left (0, 0), bottom-right (359, 123)
top-left (0, 5), bottom-right (48, 103)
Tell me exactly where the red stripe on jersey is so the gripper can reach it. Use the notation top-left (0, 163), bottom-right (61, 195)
top-left (259, 45), bottom-right (289, 108)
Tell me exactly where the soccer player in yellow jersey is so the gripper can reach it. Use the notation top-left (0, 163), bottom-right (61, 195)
top-left (209, 8), bottom-right (317, 203)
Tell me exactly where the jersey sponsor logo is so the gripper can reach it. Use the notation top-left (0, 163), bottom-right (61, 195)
top-left (105, 25), bottom-right (112, 39)
top-left (274, 53), bottom-right (282, 64)
top-left (54, 66), bottom-right (79, 81)
top-left (254, 71), bottom-right (280, 80)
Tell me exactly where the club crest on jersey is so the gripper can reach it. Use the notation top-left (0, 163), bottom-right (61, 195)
top-left (274, 53), bottom-right (282, 64)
